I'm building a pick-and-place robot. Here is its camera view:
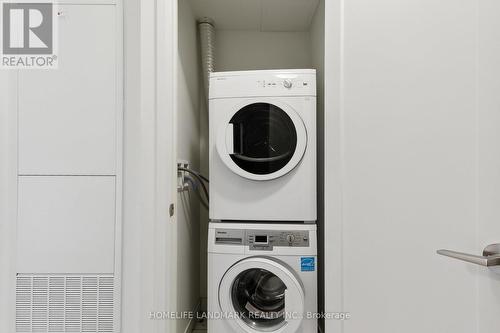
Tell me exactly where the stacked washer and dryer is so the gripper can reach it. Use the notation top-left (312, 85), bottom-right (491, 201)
top-left (208, 69), bottom-right (318, 333)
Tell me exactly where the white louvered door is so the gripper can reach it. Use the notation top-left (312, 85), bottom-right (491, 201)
top-left (9, 2), bottom-right (123, 333)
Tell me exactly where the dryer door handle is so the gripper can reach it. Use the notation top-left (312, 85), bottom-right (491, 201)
top-left (232, 152), bottom-right (291, 163)
top-left (225, 123), bottom-right (234, 154)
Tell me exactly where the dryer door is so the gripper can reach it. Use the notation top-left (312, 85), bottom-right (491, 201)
top-left (218, 257), bottom-right (305, 333)
top-left (216, 100), bottom-right (307, 181)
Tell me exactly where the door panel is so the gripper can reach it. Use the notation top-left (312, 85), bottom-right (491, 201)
top-left (342, 0), bottom-right (477, 329)
top-left (335, 0), bottom-right (489, 332)
top-left (477, 0), bottom-right (500, 331)
top-left (17, 176), bottom-right (116, 274)
top-left (18, 5), bottom-right (117, 175)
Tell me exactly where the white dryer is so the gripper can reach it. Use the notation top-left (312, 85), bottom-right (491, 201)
top-left (209, 69), bottom-right (317, 222)
top-left (208, 222), bottom-right (317, 333)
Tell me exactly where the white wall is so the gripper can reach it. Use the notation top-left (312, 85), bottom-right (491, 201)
top-left (0, 70), bottom-right (16, 333)
top-left (309, 0), bottom-right (325, 330)
top-left (199, 71), bottom-right (209, 311)
top-left (214, 30), bottom-right (312, 71)
top-left (177, 1), bottom-right (201, 331)
top-left (121, 0), bottom-right (142, 331)
top-left (323, 1), bottom-right (343, 332)
top-left (122, 0), bottom-right (177, 332)
top-left (0, 72), bottom-right (7, 331)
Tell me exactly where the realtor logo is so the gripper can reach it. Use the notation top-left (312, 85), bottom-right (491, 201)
top-left (1, 1), bottom-right (58, 68)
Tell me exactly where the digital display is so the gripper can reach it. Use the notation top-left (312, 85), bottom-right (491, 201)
top-left (255, 235), bottom-right (268, 243)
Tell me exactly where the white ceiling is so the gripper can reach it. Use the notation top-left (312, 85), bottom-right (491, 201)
top-left (187, 0), bottom-right (320, 32)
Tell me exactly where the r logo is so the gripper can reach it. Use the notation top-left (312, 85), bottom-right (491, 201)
top-left (2, 3), bottom-right (53, 54)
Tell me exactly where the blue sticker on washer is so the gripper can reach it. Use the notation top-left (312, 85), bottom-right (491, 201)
top-left (301, 257), bottom-right (315, 272)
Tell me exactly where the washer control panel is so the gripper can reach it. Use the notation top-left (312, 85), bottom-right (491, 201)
top-left (248, 230), bottom-right (309, 249)
top-left (214, 228), bottom-right (310, 251)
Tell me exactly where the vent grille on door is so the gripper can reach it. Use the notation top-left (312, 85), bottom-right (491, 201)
top-left (16, 275), bottom-right (114, 333)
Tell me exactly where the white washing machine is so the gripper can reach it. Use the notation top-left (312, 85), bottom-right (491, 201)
top-left (208, 222), bottom-right (317, 333)
top-left (209, 69), bottom-right (316, 222)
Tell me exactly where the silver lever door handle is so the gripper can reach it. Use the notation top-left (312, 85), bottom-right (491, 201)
top-left (437, 243), bottom-right (500, 267)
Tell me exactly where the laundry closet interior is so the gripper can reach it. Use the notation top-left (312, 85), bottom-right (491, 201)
top-left (175, 0), bottom-right (326, 332)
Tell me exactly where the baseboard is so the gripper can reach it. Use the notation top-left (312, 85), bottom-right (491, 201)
top-left (183, 301), bottom-right (201, 333)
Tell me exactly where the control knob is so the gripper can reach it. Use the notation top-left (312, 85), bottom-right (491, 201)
top-left (283, 79), bottom-right (293, 89)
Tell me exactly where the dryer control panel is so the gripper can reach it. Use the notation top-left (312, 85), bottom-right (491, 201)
top-left (256, 78), bottom-right (313, 91)
top-left (209, 69), bottom-right (317, 99)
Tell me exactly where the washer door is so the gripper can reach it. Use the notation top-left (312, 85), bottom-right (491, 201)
top-left (216, 100), bottom-right (307, 181)
top-left (218, 257), bottom-right (305, 333)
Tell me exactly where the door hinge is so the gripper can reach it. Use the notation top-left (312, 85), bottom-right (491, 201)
top-left (169, 203), bottom-right (174, 217)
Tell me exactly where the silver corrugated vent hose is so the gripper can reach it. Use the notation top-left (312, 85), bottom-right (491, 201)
top-left (198, 17), bottom-right (216, 101)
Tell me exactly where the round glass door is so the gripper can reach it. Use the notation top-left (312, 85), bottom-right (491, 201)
top-left (217, 100), bottom-right (307, 181)
top-left (218, 257), bottom-right (304, 333)
top-left (229, 103), bottom-right (297, 175)
top-left (231, 268), bottom-right (287, 331)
